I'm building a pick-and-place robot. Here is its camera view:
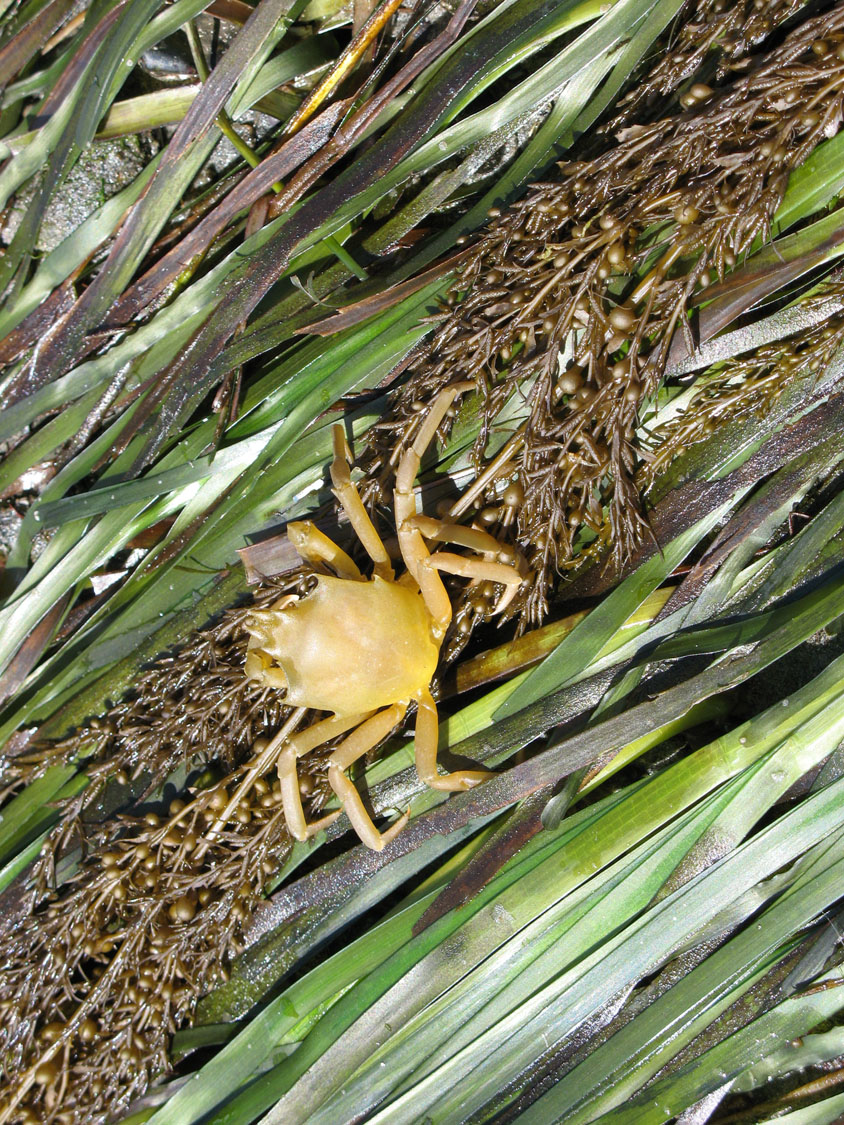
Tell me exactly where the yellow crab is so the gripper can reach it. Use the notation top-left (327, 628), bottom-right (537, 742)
top-left (245, 384), bottom-right (526, 850)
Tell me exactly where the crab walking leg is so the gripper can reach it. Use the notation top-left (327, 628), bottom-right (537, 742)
top-left (328, 703), bottom-right (410, 850)
top-left (408, 516), bottom-right (527, 613)
top-left (279, 710), bottom-right (374, 841)
top-left (414, 686), bottom-right (490, 791)
top-left (287, 520), bottom-right (362, 580)
top-left (330, 424), bottom-right (395, 581)
top-left (410, 553), bottom-right (453, 639)
top-left (194, 705), bottom-right (308, 858)
top-left (426, 552), bottom-right (524, 614)
top-left (395, 382), bottom-right (474, 634)
top-left (394, 382), bottom-right (475, 536)
top-left (407, 514), bottom-right (507, 556)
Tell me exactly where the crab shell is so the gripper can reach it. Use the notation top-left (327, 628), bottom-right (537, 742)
top-left (246, 574), bottom-right (440, 716)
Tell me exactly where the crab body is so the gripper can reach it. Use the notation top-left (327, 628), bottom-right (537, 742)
top-left (246, 575), bottom-right (439, 715)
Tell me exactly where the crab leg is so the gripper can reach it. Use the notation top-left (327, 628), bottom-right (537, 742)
top-left (426, 553), bottom-right (524, 615)
top-left (394, 382), bottom-right (474, 541)
top-left (405, 513), bottom-right (526, 611)
top-left (279, 710), bottom-right (373, 841)
top-left (406, 514), bottom-right (505, 555)
top-left (328, 703), bottom-right (411, 850)
top-left (330, 424), bottom-right (395, 581)
top-left (194, 704), bottom-right (308, 859)
top-left (394, 382), bottom-right (474, 636)
top-left (287, 520), bottom-right (362, 580)
top-left (403, 513), bottom-right (524, 619)
top-left (414, 687), bottom-right (490, 791)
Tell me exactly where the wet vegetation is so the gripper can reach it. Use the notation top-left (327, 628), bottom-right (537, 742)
top-left (3, 0), bottom-right (844, 1122)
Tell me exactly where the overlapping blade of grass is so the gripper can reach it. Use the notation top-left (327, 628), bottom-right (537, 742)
top-left (0, 764), bottom-right (81, 867)
top-left (573, 442), bottom-right (844, 725)
top-left (717, 1014), bottom-right (844, 1113)
top-left (0, 34), bottom-right (330, 339)
top-left (773, 130), bottom-right (844, 236)
top-left (362, 782), bottom-right (844, 1125)
top-left (301, 788), bottom-right (838, 1124)
top-left (743, 485), bottom-right (844, 610)
top-left (0, 277), bottom-right (447, 718)
top-left (517, 950), bottom-right (844, 1124)
top-left (546, 957), bottom-right (844, 1125)
top-left (145, 662), bottom-right (844, 1124)
top-left (493, 495), bottom-right (745, 720)
top-left (510, 820), bottom-right (844, 1122)
top-left (0, 0), bottom-right (76, 83)
top-left (756, 1095), bottom-right (844, 1125)
top-left (577, 370), bottom-right (844, 601)
top-left (692, 208), bottom-right (844, 350)
top-left (0, 0), bottom-right (226, 295)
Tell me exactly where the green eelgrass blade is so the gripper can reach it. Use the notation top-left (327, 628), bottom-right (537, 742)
top-left (371, 780), bottom-right (844, 1124)
top-left (494, 494), bottom-right (747, 719)
top-left (756, 1093), bottom-right (844, 1125)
